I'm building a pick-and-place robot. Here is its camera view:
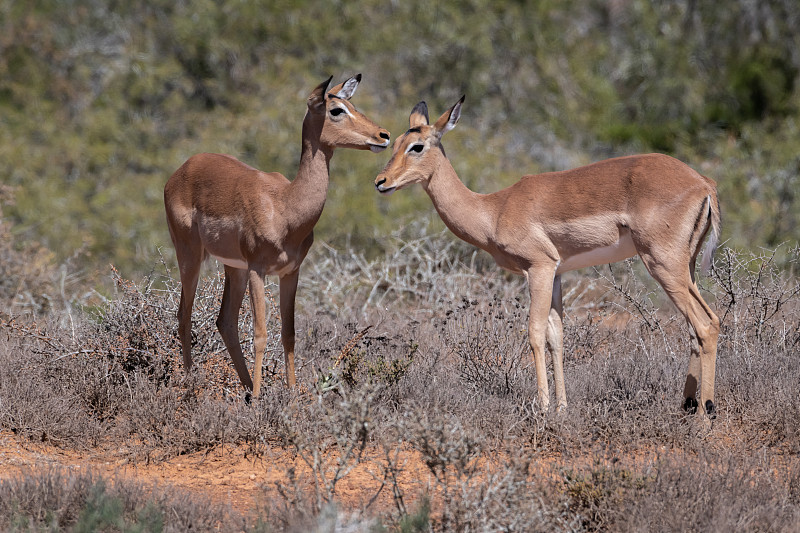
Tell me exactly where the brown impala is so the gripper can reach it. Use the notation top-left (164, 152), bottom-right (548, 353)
top-left (375, 97), bottom-right (720, 419)
top-left (165, 75), bottom-right (390, 397)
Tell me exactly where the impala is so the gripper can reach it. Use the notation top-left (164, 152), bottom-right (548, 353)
top-left (165, 75), bottom-right (390, 397)
top-left (375, 97), bottom-right (720, 418)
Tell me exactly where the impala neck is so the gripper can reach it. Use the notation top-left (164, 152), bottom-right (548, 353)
top-left (286, 111), bottom-right (335, 234)
top-left (423, 153), bottom-right (497, 252)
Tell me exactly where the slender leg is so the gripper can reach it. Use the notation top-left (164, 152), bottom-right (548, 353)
top-left (216, 266), bottom-right (253, 391)
top-left (177, 272), bottom-right (200, 370)
top-left (682, 329), bottom-right (702, 413)
top-left (639, 253), bottom-right (720, 418)
top-left (174, 243), bottom-right (204, 371)
top-left (279, 269), bottom-right (300, 388)
top-left (546, 274), bottom-right (567, 411)
top-left (249, 269), bottom-right (268, 397)
top-left (688, 281), bottom-right (719, 416)
top-left (526, 265), bottom-right (557, 412)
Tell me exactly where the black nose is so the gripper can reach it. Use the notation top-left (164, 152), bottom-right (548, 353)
top-left (376, 178), bottom-right (386, 187)
top-left (379, 131), bottom-right (390, 140)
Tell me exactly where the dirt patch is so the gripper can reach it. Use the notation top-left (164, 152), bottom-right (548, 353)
top-left (0, 430), bottom-right (435, 515)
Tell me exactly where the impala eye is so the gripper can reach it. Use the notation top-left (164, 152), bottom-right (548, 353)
top-left (408, 144), bottom-right (424, 154)
top-left (330, 107), bottom-right (345, 117)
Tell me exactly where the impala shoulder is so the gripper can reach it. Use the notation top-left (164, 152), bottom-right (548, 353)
top-left (187, 152), bottom-right (253, 170)
top-left (634, 152), bottom-right (692, 172)
top-left (257, 171), bottom-right (291, 186)
top-left (493, 202), bottom-right (543, 248)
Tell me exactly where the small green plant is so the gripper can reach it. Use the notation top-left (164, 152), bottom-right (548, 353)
top-left (396, 496), bottom-right (431, 533)
top-left (372, 495), bottom-right (431, 533)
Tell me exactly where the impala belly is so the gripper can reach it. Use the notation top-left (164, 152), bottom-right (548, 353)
top-left (556, 232), bottom-right (637, 274)
top-left (269, 261), bottom-right (298, 277)
top-left (198, 215), bottom-right (249, 270)
top-left (211, 254), bottom-right (248, 270)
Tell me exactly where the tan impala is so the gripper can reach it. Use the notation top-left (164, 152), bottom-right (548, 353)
top-left (375, 97), bottom-right (720, 418)
top-left (165, 75), bottom-right (390, 397)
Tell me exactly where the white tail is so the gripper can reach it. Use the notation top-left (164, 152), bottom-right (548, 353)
top-left (700, 194), bottom-right (721, 274)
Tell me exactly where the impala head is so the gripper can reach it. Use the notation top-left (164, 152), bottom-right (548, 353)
top-left (375, 96), bottom-right (464, 195)
top-left (307, 74), bottom-right (390, 152)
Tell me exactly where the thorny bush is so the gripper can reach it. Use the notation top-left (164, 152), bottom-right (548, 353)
top-left (1, 235), bottom-right (799, 530)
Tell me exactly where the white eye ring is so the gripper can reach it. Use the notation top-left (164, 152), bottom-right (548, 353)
top-left (406, 143), bottom-right (424, 154)
top-left (329, 105), bottom-right (352, 118)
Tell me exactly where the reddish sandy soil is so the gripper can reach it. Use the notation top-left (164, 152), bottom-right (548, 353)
top-left (4, 425), bottom-right (798, 529)
top-left (0, 429), bottom-right (435, 516)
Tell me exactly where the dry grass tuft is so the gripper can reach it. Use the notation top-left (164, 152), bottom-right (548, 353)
top-left (1, 230), bottom-right (799, 530)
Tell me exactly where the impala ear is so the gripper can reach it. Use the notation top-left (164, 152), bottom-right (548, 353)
top-left (433, 95), bottom-right (464, 138)
top-left (329, 73), bottom-right (361, 100)
top-left (409, 101), bottom-right (429, 128)
top-left (308, 75), bottom-right (333, 110)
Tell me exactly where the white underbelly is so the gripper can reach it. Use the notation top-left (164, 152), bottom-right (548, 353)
top-left (210, 254), bottom-right (299, 277)
top-left (556, 233), bottom-right (637, 274)
top-left (268, 260), bottom-right (298, 277)
top-left (211, 254), bottom-right (248, 270)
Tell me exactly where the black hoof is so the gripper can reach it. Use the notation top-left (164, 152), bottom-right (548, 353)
top-left (705, 400), bottom-right (716, 419)
top-left (683, 397), bottom-right (698, 414)
top-left (244, 391), bottom-right (252, 405)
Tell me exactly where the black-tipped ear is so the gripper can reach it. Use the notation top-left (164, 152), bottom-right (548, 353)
top-left (433, 95), bottom-right (464, 138)
top-left (409, 101), bottom-right (429, 128)
top-left (308, 75), bottom-right (333, 110)
top-left (329, 73), bottom-right (361, 100)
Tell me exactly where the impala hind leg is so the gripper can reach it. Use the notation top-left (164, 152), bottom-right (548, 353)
top-left (216, 266), bottom-right (254, 392)
top-left (546, 275), bottom-right (567, 411)
top-left (682, 333), bottom-right (702, 414)
top-left (687, 281), bottom-right (720, 416)
top-left (641, 255), bottom-right (720, 418)
top-left (279, 269), bottom-right (299, 388)
top-left (248, 270), bottom-right (269, 397)
top-left (175, 245), bottom-right (204, 371)
top-left (526, 266), bottom-right (557, 412)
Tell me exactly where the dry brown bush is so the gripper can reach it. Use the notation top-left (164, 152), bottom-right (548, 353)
top-left (1, 232), bottom-right (799, 529)
top-left (0, 467), bottom-right (244, 531)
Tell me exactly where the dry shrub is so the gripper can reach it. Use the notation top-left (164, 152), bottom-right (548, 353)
top-left (0, 261), bottom-right (287, 458)
top-left (376, 409), bottom-right (565, 531)
top-left (96, 263), bottom-right (283, 394)
top-left (300, 224), bottom-right (526, 318)
top-left (1, 230), bottom-right (800, 529)
top-left (710, 245), bottom-right (800, 449)
top-left (560, 452), bottom-right (800, 532)
top-left (0, 467), bottom-right (243, 531)
top-left (0, 319), bottom-right (110, 446)
top-left (269, 385), bottom-right (376, 526)
top-left (712, 245), bottom-right (800, 344)
top-left (443, 296), bottom-right (530, 398)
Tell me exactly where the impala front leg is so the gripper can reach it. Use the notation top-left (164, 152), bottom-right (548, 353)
top-left (279, 269), bottom-right (300, 388)
top-left (526, 265), bottom-right (557, 412)
top-left (547, 274), bottom-right (567, 411)
top-left (217, 266), bottom-right (254, 392)
top-left (249, 269), bottom-right (269, 397)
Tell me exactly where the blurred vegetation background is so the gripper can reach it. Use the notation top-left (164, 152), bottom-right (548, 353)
top-left (1, 0), bottom-right (798, 287)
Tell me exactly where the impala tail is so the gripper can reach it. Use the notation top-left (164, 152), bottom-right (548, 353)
top-left (700, 191), bottom-right (721, 275)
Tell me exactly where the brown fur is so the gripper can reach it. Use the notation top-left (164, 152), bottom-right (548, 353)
top-left (165, 75), bottom-right (390, 396)
top-left (376, 98), bottom-right (720, 418)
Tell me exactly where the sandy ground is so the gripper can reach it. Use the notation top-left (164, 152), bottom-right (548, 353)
top-left (0, 429), bottom-right (434, 516)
